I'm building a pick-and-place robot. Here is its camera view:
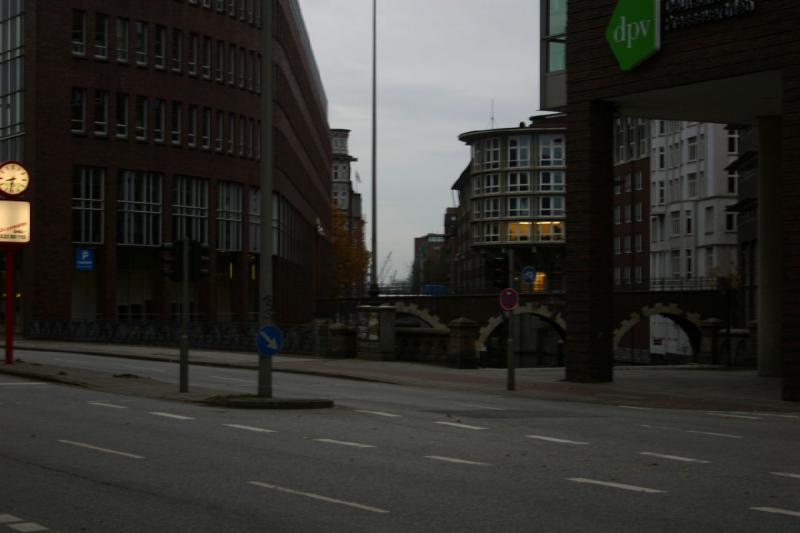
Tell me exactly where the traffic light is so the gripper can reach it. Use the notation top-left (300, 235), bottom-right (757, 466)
top-left (488, 254), bottom-right (509, 289)
top-left (189, 241), bottom-right (211, 281)
top-left (161, 241), bottom-right (184, 282)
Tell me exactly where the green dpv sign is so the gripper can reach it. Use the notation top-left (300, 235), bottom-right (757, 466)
top-left (606, 0), bottom-right (661, 71)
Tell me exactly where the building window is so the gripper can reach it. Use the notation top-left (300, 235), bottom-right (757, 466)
top-left (71, 88), bottom-right (86, 133)
top-left (624, 173), bottom-right (632, 192)
top-left (239, 47), bottom-right (246, 88)
top-left (483, 174), bottom-right (500, 194)
top-left (538, 171), bottom-right (564, 192)
top-left (484, 198), bottom-right (500, 218)
top-left (238, 116), bottom-right (246, 156)
top-left (93, 91), bottom-right (108, 137)
top-left (135, 96), bottom-right (148, 140)
top-left (484, 222), bottom-right (500, 243)
top-left (247, 51), bottom-right (255, 90)
top-left (539, 135), bottom-right (565, 166)
top-left (248, 119), bottom-right (255, 158)
top-left (687, 136), bottom-right (698, 162)
top-left (228, 44), bottom-right (236, 84)
top-left (116, 18), bottom-right (129, 62)
top-left (188, 33), bottom-right (198, 75)
top-left (202, 37), bottom-right (212, 79)
top-left (657, 181), bottom-right (665, 204)
top-left (249, 188), bottom-right (261, 253)
top-left (705, 206), bottom-right (715, 234)
top-left (614, 236), bottom-right (621, 255)
top-left (173, 175), bottom-right (208, 243)
top-left (671, 211), bottom-right (680, 236)
top-left (187, 105), bottom-right (197, 147)
top-left (539, 196), bottom-right (564, 216)
top-left (635, 202), bottom-right (642, 222)
top-left (614, 205), bottom-right (621, 225)
top-left (228, 112), bottom-right (235, 153)
top-left (202, 108), bottom-right (211, 149)
top-left (624, 234), bottom-right (631, 254)
top-left (728, 130), bottom-right (740, 155)
top-left (153, 99), bottom-right (166, 143)
top-left (134, 21), bottom-right (148, 66)
top-left (171, 29), bottom-right (182, 71)
top-left (171, 101), bottom-right (182, 145)
top-left (508, 136), bottom-right (530, 167)
top-left (543, 0), bottom-right (566, 72)
top-left (255, 54), bottom-right (262, 93)
top-left (615, 120), bottom-right (625, 162)
top-left (154, 26), bottom-right (166, 68)
top-left (255, 122), bottom-right (261, 160)
top-left (727, 172), bottom-right (738, 194)
top-left (685, 209), bottom-right (693, 234)
top-left (687, 173), bottom-right (697, 198)
top-left (229, 0), bottom-right (236, 16)
top-left (507, 197), bottom-right (530, 217)
top-left (218, 181), bottom-right (242, 251)
top-left (624, 203), bottom-right (632, 223)
top-left (615, 266), bottom-right (621, 285)
top-left (507, 222), bottom-right (531, 242)
top-left (686, 249), bottom-right (693, 279)
top-left (657, 146), bottom-right (665, 169)
top-left (671, 250), bottom-right (681, 279)
top-left (94, 14), bottom-right (108, 59)
top-left (508, 172), bottom-right (530, 192)
top-left (635, 233), bottom-right (642, 253)
top-left (72, 166), bottom-right (105, 244)
top-left (71, 10), bottom-right (87, 56)
top-left (115, 93), bottom-right (129, 138)
top-left (215, 111), bottom-right (224, 152)
top-left (216, 41), bottom-right (225, 81)
top-left (637, 120), bottom-right (647, 156)
top-left (117, 170), bottom-right (162, 246)
top-left (485, 138), bottom-right (500, 169)
top-left (635, 171), bottom-right (643, 191)
top-left (705, 248), bottom-right (715, 276)
top-left (726, 212), bottom-right (738, 232)
top-left (536, 221), bottom-right (564, 241)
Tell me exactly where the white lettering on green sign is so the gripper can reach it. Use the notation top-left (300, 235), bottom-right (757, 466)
top-left (606, 0), bottom-right (661, 71)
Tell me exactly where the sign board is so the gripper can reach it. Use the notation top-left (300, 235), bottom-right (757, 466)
top-left (75, 248), bottom-right (94, 271)
top-left (606, 0), bottom-right (661, 71)
top-left (256, 325), bottom-right (283, 357)
top-left (0, 201), bottom-right (30, 243)
top-left (521, 266), bottom-right (537, 284)
top-left (499, 288), bottom-right (520, 311)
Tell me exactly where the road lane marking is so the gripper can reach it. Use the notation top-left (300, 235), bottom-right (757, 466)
top-left (248, 481), bottom-right (389, 514)
top-left (526, 435), bottom-right (588, 445)
top-left (9, 523), bottom-right (48, 532)
top-left (685, 430), bottom-right (742, 439)
top-left (771, 472), bottom-right (800, 480)
top-left (567, 478), bottom-right (665, 494)
top-left (88, 402), bottom-right (128, 409)
top-left (149, 412), bottom-right (194, 420)
top-left (57, 440), bottom-right (144, 460)
top-left (0, 515), bottom-right (22, 524)
top-left (435, 421), bottom-right (487, 430)
top-left (0, 382), bottom-right (47, 387)
top-left (315, 439), bottom-right (375, 448)
top-left (706, 412), bottom-right (762, 420)
top-left (224, 424), bottom-right (276, 433)
top-left (459, 403), bottom-right (506, 411)
top-left (751, 507), bottom-right (800, 518)
top-left (618, 405), bottom-right (653, 411)
top-left (425, 455), bottom-right (490, 466)
top-left (354, 410), bottom-right (401, 418)
top-left (210, 375), bottom-right (252, 383)
top-left (639, 452), bottom-right (710, 464)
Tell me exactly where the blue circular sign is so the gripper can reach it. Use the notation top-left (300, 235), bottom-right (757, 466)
top-left (256, 325), bottom-right (283, 357)
top-left (521, 266), bottom-right (537, 284)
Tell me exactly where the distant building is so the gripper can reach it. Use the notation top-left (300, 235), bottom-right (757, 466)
top-left (411, 233), bottom-right (448, 294)
top-left (453, 114), bottom-right (568, 292)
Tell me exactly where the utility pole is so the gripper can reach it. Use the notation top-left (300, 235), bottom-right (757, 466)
top-left (368, 0), bottom-right (379, 299)
top-left (179, 237), bottom-right (189, 393)
top-left (506, 248), bottom-right (515, 391)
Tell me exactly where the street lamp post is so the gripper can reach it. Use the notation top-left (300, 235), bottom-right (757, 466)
top-left (368, 0), bottom-right (379, 299)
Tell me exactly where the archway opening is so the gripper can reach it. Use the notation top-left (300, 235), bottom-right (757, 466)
top-left (482, 313), bottom-right (565, 368)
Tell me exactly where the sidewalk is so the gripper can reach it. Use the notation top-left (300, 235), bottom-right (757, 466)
top-left (1, 338), bottom-right (797, 413)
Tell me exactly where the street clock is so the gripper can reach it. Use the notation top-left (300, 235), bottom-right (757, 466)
top-left (0, 161), bottom-right (30, 196)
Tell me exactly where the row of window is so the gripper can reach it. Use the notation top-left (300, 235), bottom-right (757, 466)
top-left (71, 11), bottom-right (262, 93)
top-left (0, 6), bottom-right (24, 157)
top-left (70, 88), bottom-right (261, 159)
top-left (473, 196), bottom-right (565, 219)
top-left (651, 208), bottom-right (738, 241)
top-left (473, 221), bottom-right (565, 243)
top-left (651, 171), bottom-right (738, 206)
top-left (614, 118), bottom-right (649, 164)
top-left (614, 171), bottom-right (644, 194)
top-left (471, 135), bottom-right (565, 171)
top-left (183, 0), bottom-right (262, 26)
top-left (649, 248), bottom-right (722, 281)
top-left (614, 234), bottom-right (644, 255)
top-left (473, 171), bottom-right (565, 195)
top-left (614, 203), bottom-right (644, 224)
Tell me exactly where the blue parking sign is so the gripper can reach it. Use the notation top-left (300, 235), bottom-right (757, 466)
top-left (75, 248), bottom-right (94, 271)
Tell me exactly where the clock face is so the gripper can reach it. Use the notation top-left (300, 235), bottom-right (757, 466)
top-left (0, 161), bottom-right (30, 196)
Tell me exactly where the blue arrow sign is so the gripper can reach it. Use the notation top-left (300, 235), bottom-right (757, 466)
top-left (521, 266), bottom-right (536, 284)
top-left (256, 325), bottom-right (283, 357)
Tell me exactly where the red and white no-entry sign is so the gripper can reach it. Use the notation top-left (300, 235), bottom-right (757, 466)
top-left (499, 288), bottom-right (519, 311)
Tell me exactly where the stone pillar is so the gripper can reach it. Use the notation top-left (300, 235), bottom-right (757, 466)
top-left (447, 317), bottom-right (480, 369)
top-left (356, 305), bottom-right (396, 361)
top-left (758, 116), bottom-right (783, 377)
top-left (565, 100), bottom-right (616, 382)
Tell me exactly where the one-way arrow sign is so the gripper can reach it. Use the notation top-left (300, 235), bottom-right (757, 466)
top-left (256, 325), bottom-right (283, 357)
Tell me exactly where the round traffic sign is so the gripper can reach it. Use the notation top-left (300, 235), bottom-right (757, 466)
top-left (499, 288), bottom-right (519, 311)
top-left (521, 266), bottom-right (536, 284)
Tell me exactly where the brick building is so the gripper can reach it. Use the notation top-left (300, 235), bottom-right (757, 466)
top-left (0, 0), bottom-right (331, 333)
top-left (540, 0), bottom-right (800, 400)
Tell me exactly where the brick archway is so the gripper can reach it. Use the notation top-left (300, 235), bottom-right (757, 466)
top-left (613, 303), bottom-right (704, 355)
top-left (476, 304), bottom-right (567, 351)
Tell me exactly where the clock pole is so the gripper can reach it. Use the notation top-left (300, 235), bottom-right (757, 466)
top-left (4, 248), bottom-right (13, 365)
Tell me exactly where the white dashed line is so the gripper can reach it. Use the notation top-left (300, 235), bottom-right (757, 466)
top-left (686, 430), bottom-right (742, 439)
top-left (435, 421), bottom-right (487, 430)
top-left (567, 478), bottom-right (665, 494)
top-left (639, 452), bottom-right (710, 464)
top-left (248, 481), bottom-right (390, 514)
top-left (771, 472), bottom-right (800, 480)
top-left (315, 438), bottom-right (375, 448)
top-left (459, 403), bottom-right (506, 411)
top-left (88, 401), bottom-right (128, 409)
top-left (0, 515), bottom-right (22, 524)
top-left (425, 455), bottom-right (490, 466)
top-left (526, 435), bottom-right (588, 445)
top-left (751, 507), bottom-right (800, 518)
top-left (706, 412), bottom-right (762, 420)
top-left (224, 424), bottom-right (276, 433)
top-left (354, 410), bottom-right (401, 418)
top-left (57, 439), bottom-right (144, 460)
top-left (618, 405), bottom-right (653, 411)
top-left (149, 412), bottom-right (194, 420)
top-left (9, 522), bottom-right (49, 532)
top-left (0, 382), bottom-right (47, 387)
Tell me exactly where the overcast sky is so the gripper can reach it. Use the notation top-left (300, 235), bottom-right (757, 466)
top-left (298, 0), bottom-right (542, 283)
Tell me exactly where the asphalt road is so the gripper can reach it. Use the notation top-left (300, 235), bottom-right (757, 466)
top-left (1, 350), bottom-right (799, 532)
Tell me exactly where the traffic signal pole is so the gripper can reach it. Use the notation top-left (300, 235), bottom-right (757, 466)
top-left (506, 248), bottom-right (515, 391)
top-left (179, 237), bottom-right (189, 393)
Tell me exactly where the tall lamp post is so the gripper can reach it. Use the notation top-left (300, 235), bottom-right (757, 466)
top-left (368, 0), bottom-right (379, 299)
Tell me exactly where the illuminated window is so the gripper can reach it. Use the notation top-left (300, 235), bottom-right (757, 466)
top-left (507, 222), bottom-right (531, 242)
